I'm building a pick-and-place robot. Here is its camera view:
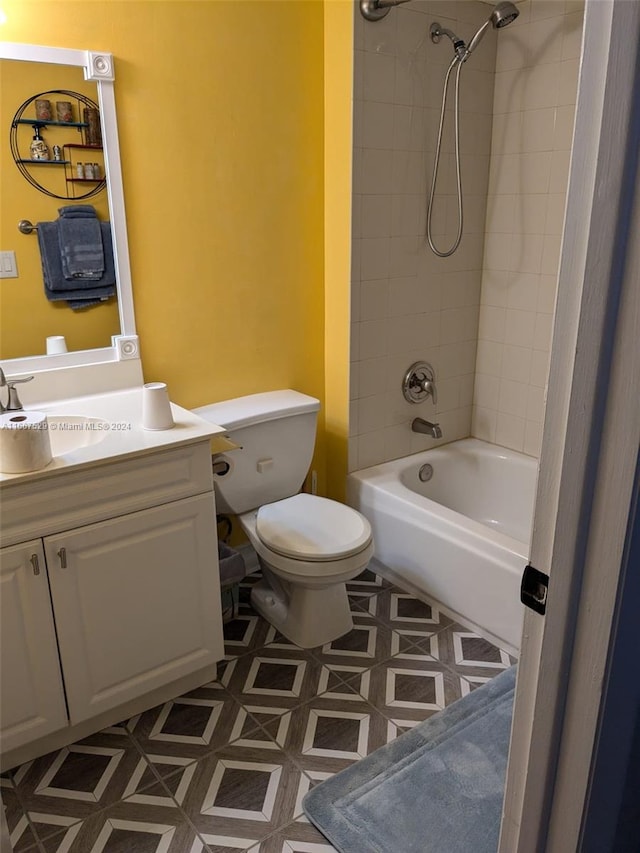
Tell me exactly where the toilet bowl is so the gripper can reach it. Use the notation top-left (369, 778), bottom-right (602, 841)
top-left (239, 494), bottom-right (373, 647)
top-left (193, 391), bottom-right (375, 648)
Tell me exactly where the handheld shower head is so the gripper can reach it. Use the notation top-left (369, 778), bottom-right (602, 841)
top-left (491, 1), bottom-right (520, 28)
top-left (466, 1), bottom-right (520, 57)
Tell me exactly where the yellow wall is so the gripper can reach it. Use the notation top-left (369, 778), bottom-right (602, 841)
top-left (323, 0), bottom-right (353, 501)
top-left (1, 0), bottom-right (352, 498)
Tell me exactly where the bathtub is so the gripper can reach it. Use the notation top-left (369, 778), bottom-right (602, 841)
top-left (347, 438), bottom-right (537, 651)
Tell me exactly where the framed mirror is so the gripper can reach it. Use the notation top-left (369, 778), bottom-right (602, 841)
top-left (0, 42), bottom-right (139, 379)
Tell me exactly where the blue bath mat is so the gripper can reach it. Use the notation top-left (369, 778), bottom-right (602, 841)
top-left (303, 665), bottom-right (516, 853)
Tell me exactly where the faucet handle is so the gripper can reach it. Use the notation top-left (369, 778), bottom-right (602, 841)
top-left (419, 377), bottom-right (437, 404)
top-left (5, 374), bottom-right (34, 412)
top-left (402, 361), bottom-right (437, 404)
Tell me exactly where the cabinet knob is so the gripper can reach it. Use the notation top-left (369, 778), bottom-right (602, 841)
top-left (57, 547), bottom-right (67, 569)
top-left (30, 554), bottom-right (40, 576)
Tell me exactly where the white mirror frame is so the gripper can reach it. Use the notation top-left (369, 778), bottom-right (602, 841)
top-left (0, 42), bottom-right (140, 381)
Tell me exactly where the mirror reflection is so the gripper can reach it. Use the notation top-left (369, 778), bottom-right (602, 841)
top-left (0, 59), bottom-right (120, 361)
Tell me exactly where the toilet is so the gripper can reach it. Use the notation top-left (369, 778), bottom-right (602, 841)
top-left (194, 390), bottom-right (374, 648)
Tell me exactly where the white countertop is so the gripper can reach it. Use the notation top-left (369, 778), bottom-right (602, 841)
top-left (0, 387), bottom-right (226, 486)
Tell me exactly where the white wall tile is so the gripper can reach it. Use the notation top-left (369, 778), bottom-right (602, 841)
top-left (498, 378), bottom-right (529, 418)
top-left (522, 108), bottom-right (556, 152)
top-left (533, 312), bottom-right (554, 351)
top-left (537, 274), bottom-right (557, 314)
top-left (361, 195), bottom-right (392, 239)
top-left (360, 279), bottom-right (390, 321)
top-left (561, 11), bottom-right (585, 60)
top-left (357, 430), bottom-right (387, 469)
top-left (544, 193), bottom-right (567, 235)
top-left (530, 348), bottom-right (550, 387)
top-left (383, 424), bottom-right (412, 462)
top-left (472, 405), bottom-right (497, 442)
top-left (495, 411), bottom-right (526, 452)
top-left (363, 51), bottom-right (397, 104)
top-left (353, 0), bottom-right (582, 468)
top-left (524, 419), bottom-right (543, 457)
top-left (553, 104), bottom-right (576, 150)
top-left (359, 319), bottom-right (388, 360)
top-left (526, 385), bottom-right (546, 423)
top-left (357, 393), bottom-right (388, 434)
top-left (506, 273), bottom-right (540, 312)
top-left (361, 148), bottom-right (394, 195)
top-left (474, 373), bottom-right (500, 410)
top-left (475, 339), bottom-right (503, 376)
top-left (500, 344), bottom-right (533, 384)
top-left (504, 308), bottom-right (536, 347)
top-left (362, 101), bottom-right (397, 150)
top-left (472, 0), bottom-right (582, 459)
top-left (479, 305), bottom-right (507, 342)
top-left (360, 237), bottom-right (391, 280)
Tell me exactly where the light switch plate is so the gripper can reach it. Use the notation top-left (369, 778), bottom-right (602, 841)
top-left (0, 251), bottom-right (18, 278)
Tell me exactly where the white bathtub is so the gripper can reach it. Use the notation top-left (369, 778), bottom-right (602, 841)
top-left (347, 438), bottom-right (537, 651)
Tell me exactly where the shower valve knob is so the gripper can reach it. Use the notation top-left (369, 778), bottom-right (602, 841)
top-left (402, 361), bottom-right (438, 404)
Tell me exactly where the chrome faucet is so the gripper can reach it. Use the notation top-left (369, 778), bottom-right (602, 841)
top-left (0, 367), bottom-right (34, 413)
top-left (412, 417), bottom-right (442, 439)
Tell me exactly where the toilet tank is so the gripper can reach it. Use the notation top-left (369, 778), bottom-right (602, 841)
top-left (194, 390), bottom-right (320, 515)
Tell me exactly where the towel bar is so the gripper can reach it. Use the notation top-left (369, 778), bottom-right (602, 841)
top-left (18, 220), bottom-right (38, 234)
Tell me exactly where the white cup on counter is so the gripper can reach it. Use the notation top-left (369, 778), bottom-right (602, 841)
top-left (46, 335), bottom-right (68, 354)
top-left (142, 382), bottom-right (174, 431)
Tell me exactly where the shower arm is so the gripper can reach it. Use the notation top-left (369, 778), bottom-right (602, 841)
top-left (360, 0), bottom-right (411, 22)
top-left (430, 23), bottom-right (468, 61)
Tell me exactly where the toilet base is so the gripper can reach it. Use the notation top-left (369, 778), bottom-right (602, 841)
top-left (250, 575), bottom-right (354, 648)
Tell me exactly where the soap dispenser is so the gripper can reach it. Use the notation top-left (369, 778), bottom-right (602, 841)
top-left (30, 126), bottom-right (50, 160)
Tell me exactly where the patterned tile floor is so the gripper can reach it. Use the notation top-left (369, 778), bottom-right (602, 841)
top-left (2, 559), bottom-right (516, 853)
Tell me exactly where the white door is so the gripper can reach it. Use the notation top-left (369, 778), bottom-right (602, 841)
top-left (499, 1), bottom-right (640, 850)
top-left (0, 540), bottom-right (68, 753)
top-left (44, 494), bottom-right (224, 725)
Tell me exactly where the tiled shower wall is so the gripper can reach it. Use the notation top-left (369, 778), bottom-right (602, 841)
top-left (349, 0), bottom-right (497, 472)
top-left (349, 0), bottom-right (585, 472)
top-left (471, 0), bottom-right (584, 456)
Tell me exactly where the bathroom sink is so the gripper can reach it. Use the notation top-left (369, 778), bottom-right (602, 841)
top-left (46, 415), bottom-right (110, 456)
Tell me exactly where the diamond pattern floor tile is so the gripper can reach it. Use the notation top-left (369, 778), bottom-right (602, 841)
top-left (424, 626), bottom-right (517, 680)
top-left (37, 777), bottom-right (205, 853)
top-left (176, 744), bottom-right (306, 846)
top-left (1, 781), bottom-right (40, 853)
top-left (222, 644), bottom-right (337, 716)
top-left (254, 819), bottom-right (339, 851)
top-left (129, 684), bottom-right (260, 764)
top-left (11, 729), bottom-right (151, 836)
top-left (3, 556), bottom-right (516, 853)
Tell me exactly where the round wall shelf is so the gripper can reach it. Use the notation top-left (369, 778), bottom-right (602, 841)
top-left (10, 89), bottom-right (106, 200)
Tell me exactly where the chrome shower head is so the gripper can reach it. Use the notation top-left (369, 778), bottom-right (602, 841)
top-left (466, 1), bottom-right (519, 57)
top-left (491, 2), bottom-right (520, 28)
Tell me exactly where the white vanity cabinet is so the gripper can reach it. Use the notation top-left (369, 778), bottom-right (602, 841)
top-left (0, 440), bottom-right (224, 768)
top-left (0, 540), bottom-right (69, 751)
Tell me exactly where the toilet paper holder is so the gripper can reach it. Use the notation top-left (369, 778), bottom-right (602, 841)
top-left (0, 367), bottom-right (34, 413)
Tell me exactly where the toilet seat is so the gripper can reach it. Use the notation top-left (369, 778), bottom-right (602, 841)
top-left (255, 493), bottom-right (372, 561)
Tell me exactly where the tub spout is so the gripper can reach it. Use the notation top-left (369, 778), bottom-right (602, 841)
top-left (412, 417), bottom-right (442, 439)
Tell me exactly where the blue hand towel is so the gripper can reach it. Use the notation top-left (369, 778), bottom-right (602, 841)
top-left (37, 221), bottom-right (116, 310)
top-left (58, 204), bottom-right (99, 218)
top-left (57, 206), bottom-right (104, 280)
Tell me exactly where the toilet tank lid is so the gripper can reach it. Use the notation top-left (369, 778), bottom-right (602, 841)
top-left (193, 390), bottom-right (320, 431)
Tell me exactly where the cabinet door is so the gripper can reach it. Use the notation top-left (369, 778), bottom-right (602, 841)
top-left (44, 493), bottom-right (224, 725)
top-left (0, 541), bottom-right (68, 752)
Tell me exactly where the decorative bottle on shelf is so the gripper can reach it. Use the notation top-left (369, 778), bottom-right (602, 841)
top-left (30, 126), bottom-right (50, 160)
top-left (76, 162), bottom-right (84, 178)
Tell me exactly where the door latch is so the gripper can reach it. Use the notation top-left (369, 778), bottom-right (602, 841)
top-left (521, 564), bottom-right (549, 615)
